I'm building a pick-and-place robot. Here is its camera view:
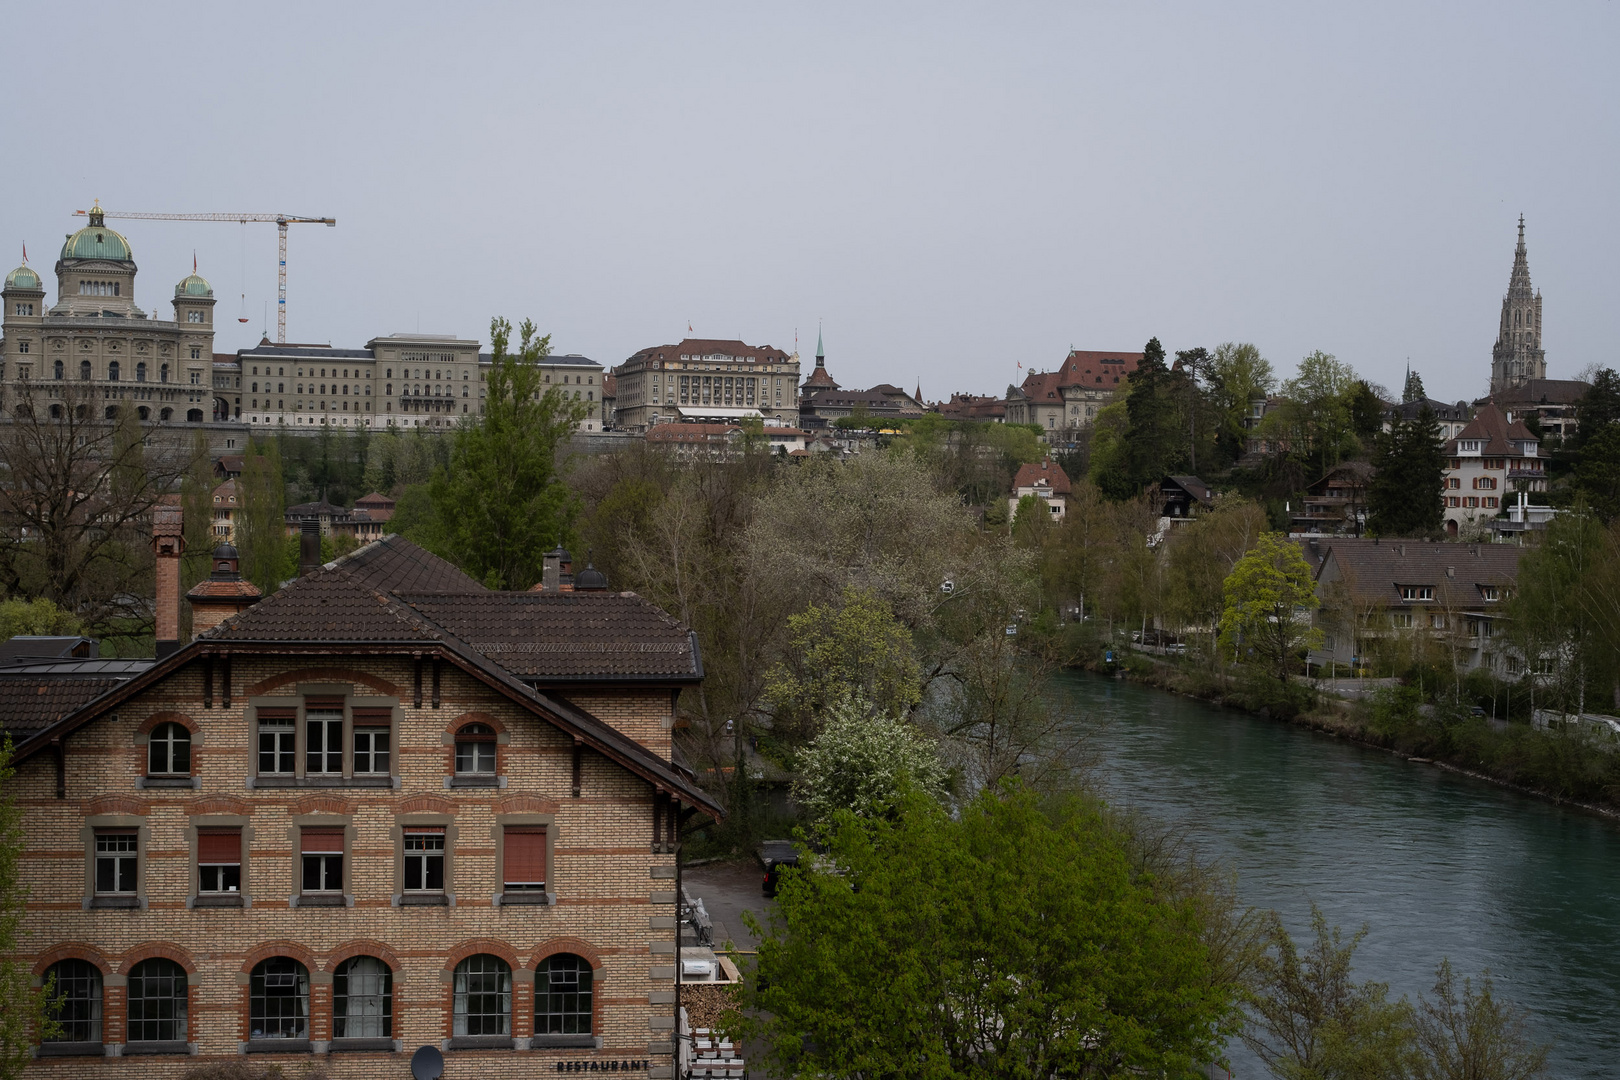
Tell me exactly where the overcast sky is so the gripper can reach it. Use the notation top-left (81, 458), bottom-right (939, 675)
top-left (4, 3), bottom-right (1616, 403)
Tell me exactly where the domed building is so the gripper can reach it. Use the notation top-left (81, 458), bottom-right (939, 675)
top-left (1, 203), bottom-right (222, 425)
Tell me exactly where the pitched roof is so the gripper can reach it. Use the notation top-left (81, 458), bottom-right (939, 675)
top-left (1444, 402), bottom-right (1539, 456)
top-left (1317, 539), bottom-right (1520, 609)
top-left (1165, 475), bottom-right (1214, 504)
top-left (0, 672), bottom-right (132, 739)
top-left (624, 338), bottom-right (791, 367)
top-left (802, 364), bottom-right (839, 391)
top-left (338, 535), bottom-right (484, 595)
top-left (396, 592), bottom-right (701, 682)
top-left (645, 423), bottom-right (739, 443)
top-left (1012, 458), bottom-right (1072, 496)
top-left (1484, 378), bottom-right (1591, 407)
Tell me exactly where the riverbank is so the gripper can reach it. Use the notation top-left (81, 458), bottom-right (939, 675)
top-left (1083, 652), bottom-right (1620, 822)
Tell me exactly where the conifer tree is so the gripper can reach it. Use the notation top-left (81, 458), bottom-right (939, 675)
top-left (1367, 405), bottom-right (1445, 537)
top-left (1403, 367), bottom-right (1427, 404)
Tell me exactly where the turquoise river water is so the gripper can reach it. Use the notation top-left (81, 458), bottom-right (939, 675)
top-left (1054, 671), bottom-right (1619, 1079)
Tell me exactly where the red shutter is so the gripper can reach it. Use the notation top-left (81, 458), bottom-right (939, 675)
top-left (352, 707), bottom-right (392, 723)
top-left (301, 828), bottom-right (345, 854)
top-left (257, 706), bottom-right (296, 720)
top-left (198, 829), bottom-right (240, 864)
top-left (304, 696), bottom-right (345, 711)
top-left (504, 827), bottom-right (546, 886)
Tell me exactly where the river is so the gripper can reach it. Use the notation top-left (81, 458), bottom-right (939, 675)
top-left (1054, 670), bottom-right (1620, 1079)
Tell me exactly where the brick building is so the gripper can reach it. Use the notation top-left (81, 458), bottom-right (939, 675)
top-left (3, 535), bottom-right (718, 1077)
top-left (1003, 348), bottom-right (1143, 436)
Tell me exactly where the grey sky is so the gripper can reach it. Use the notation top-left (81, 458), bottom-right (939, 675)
top-left (4, 3), bottom-right (1615, 404)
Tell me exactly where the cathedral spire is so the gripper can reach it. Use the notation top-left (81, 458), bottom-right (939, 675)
top-left (1490, 215), bottom-right (1545, 395)
top-left (816, 323), bottom-right (824, 363)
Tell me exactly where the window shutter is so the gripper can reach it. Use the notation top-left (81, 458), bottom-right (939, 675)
top-left (301, 828), bottom-right (345, 854)
top-left (504, 827), bottom-right (546, 887)
top-left (352, 706), bottom-right (392, 723)
top-left (305, 696), bottom-right (345, 712)
top-left (197, 829), bottom-right (240, 864)
top-left (257, 706), bottom-right (296, 721)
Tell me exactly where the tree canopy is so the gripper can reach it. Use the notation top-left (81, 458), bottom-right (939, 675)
top-left (1218, 531), bottom-right (1322, 684)
top-left (1368, 405), bottom-right (1445, 538)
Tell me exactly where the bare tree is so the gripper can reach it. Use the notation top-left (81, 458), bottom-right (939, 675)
top-left (0, 379), bottom-right (197, 633)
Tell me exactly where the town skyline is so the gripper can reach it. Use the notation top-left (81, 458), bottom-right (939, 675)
top-left (3, 4), bottom-right (1617, 406)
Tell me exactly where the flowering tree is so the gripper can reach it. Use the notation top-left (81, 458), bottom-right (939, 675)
top-left (792, 693), bottom-right (947, 828)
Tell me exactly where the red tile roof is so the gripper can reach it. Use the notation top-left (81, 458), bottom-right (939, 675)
top-left (1444, 402), bottom-right (1540, 457)
top-left (1012, 458), bottom-right (1072, 495)
top-left (1017, 349), bottom-right (1143, 399)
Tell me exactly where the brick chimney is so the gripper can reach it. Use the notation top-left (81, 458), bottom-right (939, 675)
top-left (299, 517), bottom-right (322, 577)
top-left (152, 499), bottom-right (184, 659)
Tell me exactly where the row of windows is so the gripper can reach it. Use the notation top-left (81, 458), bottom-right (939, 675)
top-left (1447, 496), bottom-right (1500, 509)
top-left (42, 403), bottom-right (200, 422)
top-left (90, 821), bottom-right (546, 898)
top-left (146, 717), bottom-right (497, 781)
top-left (78, 280), bottom-right (122, 296)
top-left (41, 953), bottom-right (593, 1047)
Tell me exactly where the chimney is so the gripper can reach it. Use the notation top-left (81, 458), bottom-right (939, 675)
top-left (187, 543), bottom-right (262, 639)
top-left (542, 549), bottom-right (561, 593)
top-left (299, 517), bottom-right (322, 577)
top-left (152, 499), bottom-right (185, 659)
top-left (559, 548), bottom-right (575, 593)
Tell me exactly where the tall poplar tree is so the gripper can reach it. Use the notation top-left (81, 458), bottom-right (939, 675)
top-left (416, 317), bottom-right (586, 589)
top-left (237, 439), bottom-right (288, 594)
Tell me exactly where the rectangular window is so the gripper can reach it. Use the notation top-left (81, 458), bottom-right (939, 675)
top-left (404, 828), bottom-right (446, 892)
top-left (305, 700), bottom-right (344, 775)
top-left (301, 829), bottom-right (344, 892)
top-left (95, 831), bottom-right (138, 893)
top-left (503, 827), bottom-right (546, 891)
top-left (258, 710), bottom-right (296, 774)
top-left (198, 828), bottom-right (242, 893)
top-left (354, 728), bottom-right (390, 775)
top-left (1391, 612), bottom-right (1414, 629)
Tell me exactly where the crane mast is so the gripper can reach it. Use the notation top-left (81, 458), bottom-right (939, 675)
top-left (73, 209), bottom-right (336, 344)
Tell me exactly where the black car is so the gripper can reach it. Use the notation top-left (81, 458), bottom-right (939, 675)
top-left (757, 840), bottom-right (799, 897)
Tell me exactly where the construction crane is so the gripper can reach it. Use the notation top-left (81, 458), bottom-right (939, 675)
top-left (73, 208), bottom-right (336, 344)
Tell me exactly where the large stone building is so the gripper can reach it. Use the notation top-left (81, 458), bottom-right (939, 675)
top-left (1441, 402), bottom-right (1546, 535)
top-left (1003, 348), bottom-right (1143, 436)
top-left (612, 338), bottom-right (800, 431)
top-left (2, 534), bottom-right (718, 1077)
top-left (2, 205), bottom-right (219, 425)
top-left (1490, 216), bottom-right (1547, 395)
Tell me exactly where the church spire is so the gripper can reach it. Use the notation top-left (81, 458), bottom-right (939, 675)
top-left (816, 323), bottom-right (824, 363)
top-left (1490, 215), bottom-right (1545, 395)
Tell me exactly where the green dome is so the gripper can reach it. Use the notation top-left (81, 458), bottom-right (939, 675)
top-left (61, 223), bottom-right (132, 263)
top-left (4, 265), bottom-right (40, 290)
top-left (176, 273), bottom-right (213, 297)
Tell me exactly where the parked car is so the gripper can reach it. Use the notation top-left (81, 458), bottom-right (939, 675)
top-left (757, 840), bottom-right (799, 897)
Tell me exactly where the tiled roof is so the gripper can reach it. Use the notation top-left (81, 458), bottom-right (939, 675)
top-left (0, 674), bottom-right (127, 738)
top-left (1484, 378), bottom-right (1591, 407)
top-left (1015, 372), bottom-right (1064, 402)
top-left (802, 364), bottom-right (839, 390)
top-left (187, 578), bottom-right (262, 600)
top-left (1444, 403), bottom-right (1539, 457)
top-left (205, 567), bottom-right (443, 643)
top-left (624, 338), bottom-right (791, 366)
top-left (1165, 475), bottom-right (1214, 504)
top-left (1012, 458), bottom-right (1072, 496)
top-left (1315, 538), bottom-right (1520, 609)
top-left (646, 424), bottom-right (738, 443)
top-left (1017, 350), bottom-right (1143, 400)
top-left (396, 593), bottom-right (701, 681)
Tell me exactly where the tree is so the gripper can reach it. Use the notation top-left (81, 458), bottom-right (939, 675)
top-left (1411, 961), bottom-right (1549, 1080)
top-left (1124, 336), bottom-right (1176, 491)
top-left (1508, 507), bottom-right (1609, 714)
top-left (764, 587), bottom-right (923, 740)
top-left (0, 597), bottom-right (80, 640)
top-left (1404, 368), bottom-right (1428, 404)
top-left (1218, 532), bottom-right (1323, 684)
top-left (1087, 399), bottom-right (1137, 501)
top-left (1245, 906), bottom-right (1420, 1080)
top-left (1165, 496), bottom-right (1269, 658)
top-left (1368, 405), bottom-right (1445, 537)
top-left (1572, 424), bottom-right (1620, 523)
top-left (1209, 342), bottom-right (1277, 464)
top-left (791, 692), bottom-right (949, 830)
top-left (413, 317), bottom-right (587, 588)
top-left (1, 737), bottom-right (55, 1076)
top-left (1571, 367), bottom-right (1620, 451)
top-left (1273, 351), bottom-right (1359, 478)
top-left (0, 381), bottom-right (196, 633)
top-left (237, 439), bottom-right (288, 595)
top-left (1348, 380), bottom-right (1387, 448)
top-left (738, 785), bottom-right (1242, 1079)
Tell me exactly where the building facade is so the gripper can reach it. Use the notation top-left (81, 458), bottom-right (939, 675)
top-left (1003, 349), bottom-right (1143, 435)
top-left (2, 206), bottom-right (218, 425)
top-left (1490, 216), bottom-right (1546, 395)
top-left (1441, 403), bottom-right (1545, 535)
top-left (1008, 458), bottom-right (1072, 521)
top-left (612, 338), bottom-right (800, 431)
top-left (4, 536), bottom-right (717, 1078)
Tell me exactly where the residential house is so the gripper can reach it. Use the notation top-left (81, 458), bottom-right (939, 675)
top-left (1483, 378), bottom-right (1591, 443)
top-left (211, 479), bottom-right (242, 541)
top-left (1441, 402), bottom-right (1546, 536)
top-left (934, 393), bottom-right (1005, 422)
top-left (1009, 458), bottom-right (1072, 522)
top-left (1290, 461), bottom-right (1373, 537)
top-left (1384, 398), bottom-right (1473, 441)
top-left (3, 532), bottom-right (717, 1077)
top-left (1309, 537), bottom-right (1521, 674)
top-left (1158, 476), bottom-right (1213, 528)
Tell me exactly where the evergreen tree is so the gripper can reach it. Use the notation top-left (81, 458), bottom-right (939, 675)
top-left (1348, 380), bottom-right (1387, 448)
top-left (1403, 367), bottom-right (1427, 403)
top-left (1124, 336), bottom-right (1172, 490)
top-left (1571, 367), bottom-right (1620, 452)
top-left (1368, 405), bottom-right (1445, 537)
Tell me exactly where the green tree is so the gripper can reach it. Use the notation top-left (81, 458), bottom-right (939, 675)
top-left (1509, 507), bottom-right (1609, 714)
top-left (1087, 399), bottom-right (1137, 501)
top-left (1, 737), bottom-right (56, 1076)
top-left (1368, 405), bottom-right (1445, 537)
top-left (0, 598), bottom-right (81, 640)
top-left (413, 317), bottom-right (586, 588)
top-left (764, 587), bottom-right (922, 739)
top-left (1404, 368), bottom-right (1428, 404)
top-left (738, 784), bottom-right (1241, 1079)
top-left (1348, 380), bottom-right (1387, 449)
top-left (1267, 351), bottom-right (1359, 478)
top-left (1209, 342), bottom-right (1277, 463)
top-left (1010, 492), bottom-right (1048, 544)
top-left (1245, 906), bottom-right (1420, 1080)
top-left (1572, 424), bottom-right (1620, 523)
top-left (1571, 367), bottom-right (1620, 451)
top-left (1218, 532), bottom-right (1323, 684)
top-left (237, 440), bottom-right (289, 595)
top-left (791, 692), bottom-right (949, 830)
top-left (1124, 336), bottom-right (1176, 490)
top-left (1165, 496), bottom-right (1270, 657)
top-left (1411, 961), bottom-right (1549, 1080)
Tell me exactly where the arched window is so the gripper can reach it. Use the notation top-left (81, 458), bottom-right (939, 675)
top-left (147, 722), bottom-right (191, 775)
top-left (136, 362), bottom-right (147, 382)
top-left (535, 954), bottom-right (593, 1035)
top-left (105, 407), bottom-right (119, 420)
top-left (53, 360), bottom-right (63, 380)
top-left (160, 407), bottom-right (172, 421)
top-left (79, 360), bottom-right (92, 381)
top-left (334, 956), bottom-right (392, 1039)
top-left (49, 404), bottom-right (62, 419)
top-left (186, 409), bottom-right (203, 423)
top-left (453, 955), bottom-right (510, 1036)
top-left (137, 406), bottom-right (150, 421)
top-left (108, 361), bottom-right (120, 382)
top-left (126, 959), bottom-right (186, 1042)
top-left (43, 959), bottom-right (103, 1044)
top-left (454, 723), bottom-right (496, 775)
top-left (249, 958), bottom-right (309, 1040)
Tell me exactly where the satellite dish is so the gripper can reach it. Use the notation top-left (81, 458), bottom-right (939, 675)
top-left (411, 1045), bottom-right (444, 1080)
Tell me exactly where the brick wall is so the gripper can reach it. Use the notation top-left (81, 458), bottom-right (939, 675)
top-left (14, 653), bottom-right (690, 1078)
